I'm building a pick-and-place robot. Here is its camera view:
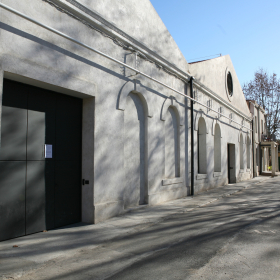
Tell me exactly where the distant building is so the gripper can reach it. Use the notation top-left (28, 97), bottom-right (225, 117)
top-left (247, 100), bottom-right (279, 176)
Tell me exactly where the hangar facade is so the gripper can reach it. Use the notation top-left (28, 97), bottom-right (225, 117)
top-left (0, 0), bottom-right (262, 241)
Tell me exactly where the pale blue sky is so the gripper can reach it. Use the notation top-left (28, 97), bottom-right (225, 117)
top-left (149, 0), bottom-right (280, 86)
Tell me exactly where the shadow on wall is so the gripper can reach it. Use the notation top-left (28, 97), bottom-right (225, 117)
top-left (0, 22), bottom-right (130, 83)
top-left (198, 117), bottom-right (207, 174)
top-left (214, 123), bottom-right (221, 172)
top-left (0, 18), bottom-right (191, 228)
top-left (165, 106), bottom-right (180, 179)
top-left (123, 92), bottom-right (147, 208)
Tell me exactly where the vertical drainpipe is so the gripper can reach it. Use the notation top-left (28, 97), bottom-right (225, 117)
top-left (189, 77), bottom-right (194, 195)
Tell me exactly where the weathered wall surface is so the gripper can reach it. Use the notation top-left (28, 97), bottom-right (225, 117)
top-left (0, 0), bottom-right (254, 224)
top-left (0, 0), bottom-right (188, 223)
top-left (78, 0), bottom-right (189, 73)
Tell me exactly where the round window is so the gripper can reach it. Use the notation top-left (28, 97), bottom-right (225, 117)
top-left (227, 72), bottom-right (233, 96)
top-left (225, 68), bottom-right (233, 101)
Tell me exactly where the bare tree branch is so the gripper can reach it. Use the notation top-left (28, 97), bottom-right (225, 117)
top-left (243, 68), bottom-right (280, 139)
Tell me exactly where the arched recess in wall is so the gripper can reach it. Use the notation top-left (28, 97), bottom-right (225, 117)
top-left (197, 117), bottom-right (207, 174)
top-left (214, 123), bottom-right (221, 172)
top-left (117, 81), bottom-right (154, 118)
top-left (194, 110), bottom-right (209, 134)
top-left (123, 91), bottom-right (148, 208)
top-left (164, 105), bottom-right (180, 178)
top-left (161, 96), bottom-right (183, 126)
top-left (240, 133), bottom-right (244, 170)
top-left (247, 135), bottom-right (250, 168)
top-left (255, 116), bottom-right (257, 134)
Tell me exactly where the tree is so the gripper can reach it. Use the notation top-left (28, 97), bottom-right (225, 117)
top-left (243, 68), bottom-right (280, 139)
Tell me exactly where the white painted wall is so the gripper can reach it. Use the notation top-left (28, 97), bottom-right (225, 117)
top-left (0, 0), bottom-right (254, 223)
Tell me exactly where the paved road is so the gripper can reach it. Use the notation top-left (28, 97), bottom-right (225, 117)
top-left (1, 176), bottom-right (280, 279)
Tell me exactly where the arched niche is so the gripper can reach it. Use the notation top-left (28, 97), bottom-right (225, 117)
top-left (197, 117), bottom-right (207, 174)
top-left (194, 111), bottom-right (209, 134)
top-left (123, 92), bottom-right (148, 208)
top-left (211, 118), bottom-right (222, 137)
top-left (214, 123), bottom-right (221, 172)
top-left (117, 81), bottom-right (153, 118)
top-left (164, 106), bottom-right (180, 178)
top-left (161, 96), bottom-right (183, 126)
top-left (238, 129), bottom-right (243, 142)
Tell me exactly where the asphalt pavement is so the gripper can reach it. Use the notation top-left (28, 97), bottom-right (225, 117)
top-left (1, 175), bottom-right (280, 280)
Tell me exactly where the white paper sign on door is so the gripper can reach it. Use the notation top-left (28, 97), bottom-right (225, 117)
top-left (45, 144), bottom-right (52, 158)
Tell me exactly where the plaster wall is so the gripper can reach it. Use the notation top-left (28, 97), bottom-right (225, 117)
top-left (191, 63), bottom-right (253, 193)
top-left (0, 0), bottom-right (254, 225)
top-left (0, 0), bottom-right (187, 223)
top-left (78, 0), bottom-right (189, 73)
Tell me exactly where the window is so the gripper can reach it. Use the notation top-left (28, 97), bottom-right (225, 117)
top-left (227, 72), bottom-right (233, 96)
top-left (225, 69), bottom-right (234, 101)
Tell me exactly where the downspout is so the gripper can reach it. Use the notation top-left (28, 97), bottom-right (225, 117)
top-left (189, 77), bottom-right (195, 195)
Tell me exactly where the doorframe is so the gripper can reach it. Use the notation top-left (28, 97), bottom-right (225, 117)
top-left (0, 68), bottom-right (96, 225)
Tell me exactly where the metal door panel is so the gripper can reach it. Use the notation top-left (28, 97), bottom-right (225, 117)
top-left (26, 161), bottom-right (46, 235)
top-left (28, 86), bottom-right (56, 159)
top-left (228, 144), bottom-right (236, 183)
top-left (0, 161), bottom-right (26, 241)
top-left (2, 79), bottom-right (28, 109)
top-left (0, 106), bottom-right (27, 161)
top-left (55, 95), bottom-right (82, 161)
top-left (27, 110), bottom-right (45, 160)
top-left (55, 161), bottom-right (81, 228)
top-left (45, 161), bottom-right (55, 230)
top-left (1, 80), bottom-right (82, 240)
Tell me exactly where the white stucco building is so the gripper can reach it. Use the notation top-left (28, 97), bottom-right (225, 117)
top-left (0, 0), bottom-right (259, 241)
top-left (247, 100), bottom-right (278, 176)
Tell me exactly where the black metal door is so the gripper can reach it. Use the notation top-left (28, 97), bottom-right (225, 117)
top-left (0, 84), bottom-right (28, 241)
top-left (227, 144), bottom-right (236, 184)
top-left (54, 94), bottom-right (82, 228)
top-left (0, 79), bottom-right (82, 241)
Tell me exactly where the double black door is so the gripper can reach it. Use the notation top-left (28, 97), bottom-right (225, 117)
top-left (0, 79), bottom-right (82, 241)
